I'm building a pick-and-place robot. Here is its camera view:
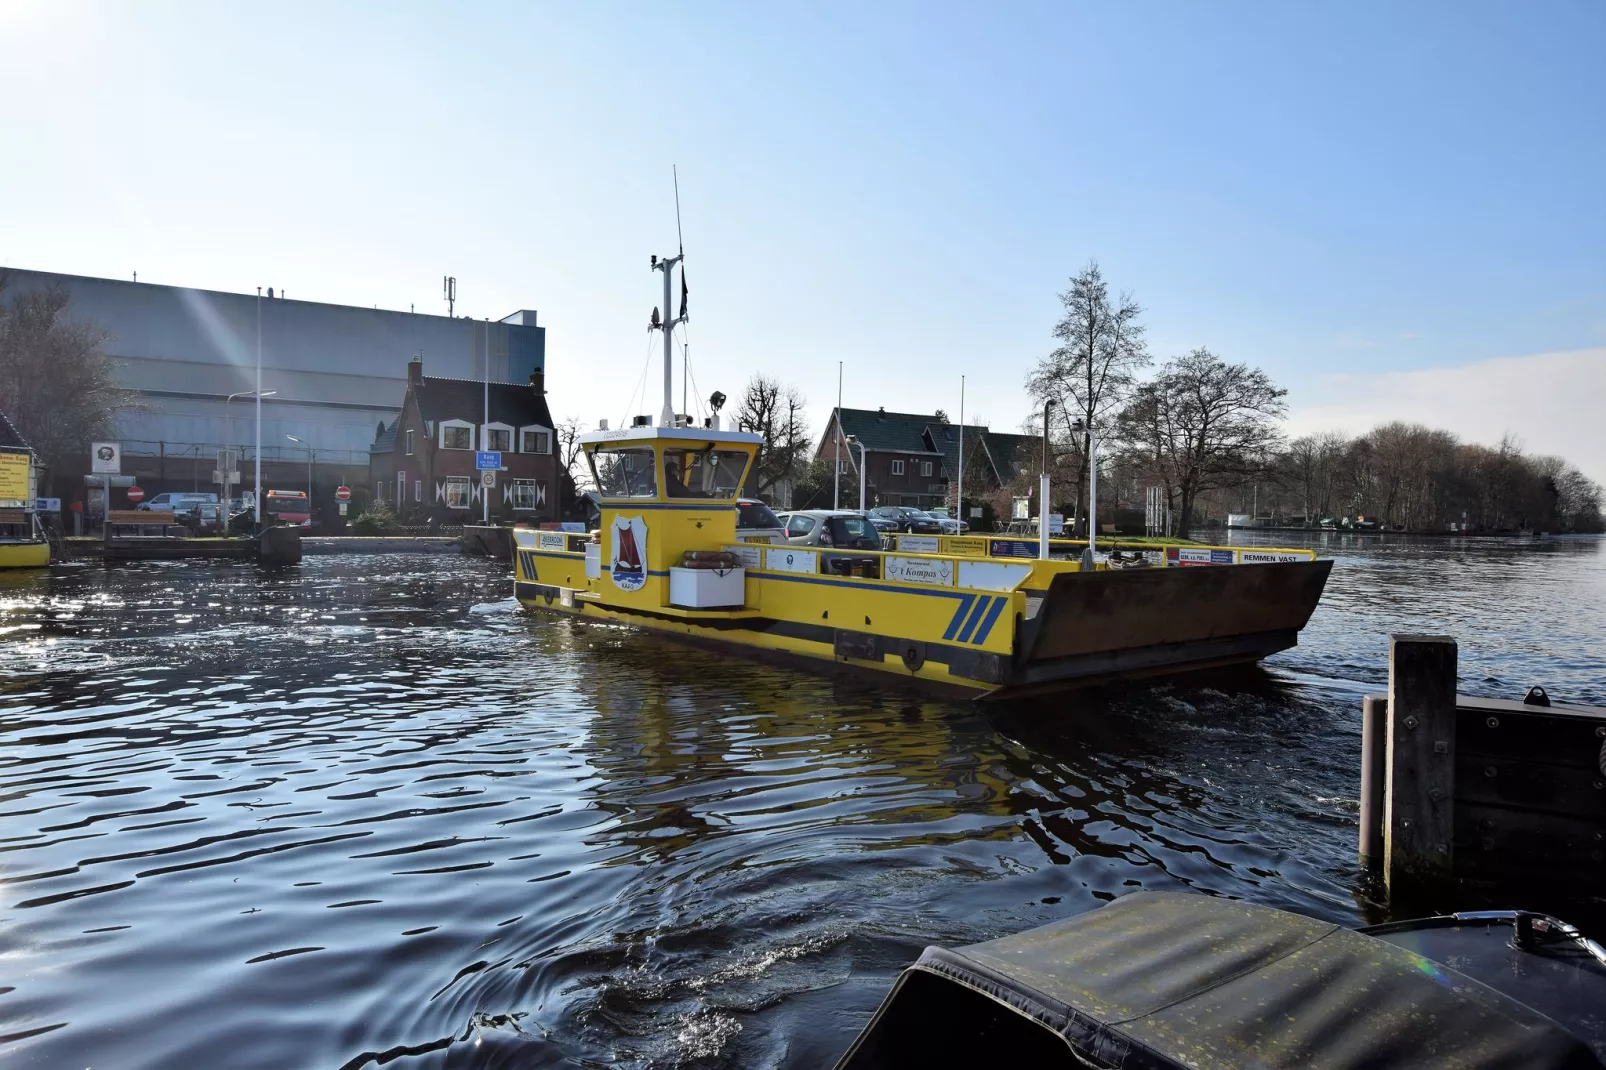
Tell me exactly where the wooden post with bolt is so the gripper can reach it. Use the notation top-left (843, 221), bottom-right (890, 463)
top-left (1384, 634), bottom-right (1458, 898)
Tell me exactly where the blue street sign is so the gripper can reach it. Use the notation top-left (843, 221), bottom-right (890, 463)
top-left (476, 451), bottom-right (502, 470)
top-left (35, 497), bottom-right (62, 512)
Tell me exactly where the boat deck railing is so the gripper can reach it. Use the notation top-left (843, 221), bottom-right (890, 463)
top-left (888, 532), bottom-right (1316, 565)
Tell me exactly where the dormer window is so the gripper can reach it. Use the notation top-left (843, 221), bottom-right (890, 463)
top-left (486, 428), bottom-right (512, 452)
top-left (440, 419), bottom-right (474, 450)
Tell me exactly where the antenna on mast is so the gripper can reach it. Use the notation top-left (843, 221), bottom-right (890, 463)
top-left (651, 167), bottom-right (687, 428)
top-left (674, 165), bottom-right (684, 257)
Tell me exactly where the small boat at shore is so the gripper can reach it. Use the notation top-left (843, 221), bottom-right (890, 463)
top-left (835, 892), bottom-right (1606, 1069)
top-left (513, 253), bottom-right (1331, 698)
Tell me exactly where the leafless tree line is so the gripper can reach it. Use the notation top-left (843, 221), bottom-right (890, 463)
top-left (1248, 425), bottom-right (1602, 533)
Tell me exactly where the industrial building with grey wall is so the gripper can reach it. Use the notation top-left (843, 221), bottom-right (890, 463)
top-left (1, 267), bottom-right (545, 511)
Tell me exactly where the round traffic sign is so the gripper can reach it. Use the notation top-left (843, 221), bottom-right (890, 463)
top-left (335, 485), bottom-right (352, 502)
top-left (126, 485), bottom-right (145, 503)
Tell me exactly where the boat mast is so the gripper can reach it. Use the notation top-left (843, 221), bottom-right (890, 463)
top-left (652, 254), bottom-right (684, 427)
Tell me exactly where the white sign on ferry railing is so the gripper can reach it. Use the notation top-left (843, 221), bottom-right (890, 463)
top-left (1048, 513), bottom-right (1065, 535)
top-left (957, 560), bottom-right (1032, 592)
top-left (899, 535), bottom-right (940, 554)
top-left (537, 531), bottom-right (567, 550)
top-left (725, 544), bottom-right (762, 570)
top-left (885, 555), bottom-right (954, 586)
top-left (765, 547), bottom-right (817, 574)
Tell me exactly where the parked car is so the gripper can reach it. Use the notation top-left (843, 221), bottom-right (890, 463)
top-left (868, 506), bottom-right (942, 534)
top-left (924, 509), bottom-right (969, 534)
top-left (186, 502), bottom-right (230, 535)
top-left (780, 510), bottom-right (884, 551)
top-left (138, 491), bottom-right (218, 515)
top-left (735, 498), bottom-right (785, 544)
top-left (862, 512), bottom-right (900, 536)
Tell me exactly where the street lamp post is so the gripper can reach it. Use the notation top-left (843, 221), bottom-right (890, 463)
top-left (1039, 399), bottom-right (1054, 560)
top-left (285, 435), bottom-right (313, 521)
top-left (846, 435), bottom-right (866, 512)
top-left (228, 389), bottom-right (276, 535)
top-left (1072, 418), bottom-right (1099, 569)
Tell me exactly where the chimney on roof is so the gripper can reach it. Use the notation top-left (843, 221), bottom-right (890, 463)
top-left (407, 354), bottom-right (423, 387)
top-left (529, 370), bottom-right (545, 395)
top-left (877, 406), bottom-right (885, 420)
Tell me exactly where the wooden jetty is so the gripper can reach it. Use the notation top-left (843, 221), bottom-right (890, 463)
top-left (1361, 634), bottom-right (1606, 903)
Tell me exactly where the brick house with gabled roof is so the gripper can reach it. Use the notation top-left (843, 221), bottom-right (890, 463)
top-left (369, 356), bottom-right (564, 523)
top-left (816, 405), bottom-right (1042, 511)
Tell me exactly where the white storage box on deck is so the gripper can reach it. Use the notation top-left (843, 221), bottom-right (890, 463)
top-left (669, 566), bottom-right (745, 608)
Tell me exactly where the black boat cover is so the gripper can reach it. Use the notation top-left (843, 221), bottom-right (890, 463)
top-left (836, 892), bottom-right (1604, 1069)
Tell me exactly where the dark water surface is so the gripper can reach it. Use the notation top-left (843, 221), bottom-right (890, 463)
top-left (1, 534), bottom-right (1602, 1067)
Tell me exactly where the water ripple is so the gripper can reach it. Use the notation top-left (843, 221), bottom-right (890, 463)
top-left (0, 539), bottom-right (1600, 1066)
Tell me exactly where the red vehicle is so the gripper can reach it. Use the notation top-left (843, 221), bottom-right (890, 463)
top-left (264, 489), bottom-right (311, 527)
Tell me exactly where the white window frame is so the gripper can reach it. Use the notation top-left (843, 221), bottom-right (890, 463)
top-left (891, 460), bottom-right (905, 476)
top-left (443, 477), bottom-right (473, 510)
top-left (439, 419), bottom-right (474, 451)
top-left (519, 423), bottom-right (552, 454)
top-left (404, 429), bottom-right (414, 456)
top-left (921, 461), bottom-right (933, 477)
top-left (414, 479), bottom-right (422, 502)
top-left (508, 478), bottom-right (542, 511)
top-left (482, 421), bottom-right (515, 453)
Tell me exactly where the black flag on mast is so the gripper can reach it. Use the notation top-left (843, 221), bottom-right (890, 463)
top-left (679, 270), bottom-right (688, 321)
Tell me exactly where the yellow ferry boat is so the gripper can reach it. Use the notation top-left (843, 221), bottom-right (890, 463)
top-left (512, 254), bottom-right (1331, 698)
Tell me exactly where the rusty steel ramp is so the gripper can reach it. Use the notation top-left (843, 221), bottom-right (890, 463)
top-left (997, 559), bottom-right (1333, 694)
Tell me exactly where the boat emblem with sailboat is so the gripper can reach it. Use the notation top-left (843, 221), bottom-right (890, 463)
top-left (610, 515), bottom-right (648, 592)
top-left (512, 243), bottom-right (1333, 699)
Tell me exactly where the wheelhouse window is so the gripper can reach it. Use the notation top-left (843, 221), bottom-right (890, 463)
top-left (590, 447), bottom-right (658, 498)
top-left (443, 426), bottom-right (472, 450)
top-left (522, 430), bottom-right (549, 454)
top-left (662, 446), bottom-right (750, 499)
top-left (487, 428), bottom-right (512, 452)
top-left (444, 477), bottom-right (472, 509)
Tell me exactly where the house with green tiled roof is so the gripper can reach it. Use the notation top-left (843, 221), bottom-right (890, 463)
top-left (816, 406), bottom-right (1043, 510)
top-left (817, 406), bottom-right (947, 509)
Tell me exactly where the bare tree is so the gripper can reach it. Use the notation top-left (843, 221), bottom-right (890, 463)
top-left (735, 374), bottom-right (809, 505)
top-left (1026, 261), bottom-right (1149, 534)
top-left (1116, 348), bottom-right (1287, 534)
top-left (0, 277), bottom-right (136, 491)
top-left (556, 415), bottom-right (589, 490)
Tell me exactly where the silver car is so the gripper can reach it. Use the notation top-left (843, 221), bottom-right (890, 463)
top-left (779, 510), bottom-right (884, 551)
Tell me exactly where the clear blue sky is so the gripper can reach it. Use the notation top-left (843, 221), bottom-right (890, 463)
top-left (3, 1), bottom-right (1603, 473)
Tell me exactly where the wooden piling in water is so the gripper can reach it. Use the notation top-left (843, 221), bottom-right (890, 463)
top-left (1384, 635), bottom-right (1458, 897)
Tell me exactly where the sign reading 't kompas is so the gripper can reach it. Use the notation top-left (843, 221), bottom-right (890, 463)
top-left (884, 555), bottom-right (954, 586)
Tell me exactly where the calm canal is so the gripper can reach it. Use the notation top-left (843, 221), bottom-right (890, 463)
top-left (2, 534), bottom-right (1603, 1068)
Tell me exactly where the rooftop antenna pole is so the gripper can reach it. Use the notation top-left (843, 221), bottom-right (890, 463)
top-left (957, 375), bottom-right (965, 521)
top-left (652, 168), bottom-right (686, 428)
top-left (444, 276), bottom-right (456, 318)
top-left (834, 362), bottom-right (842, 510)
